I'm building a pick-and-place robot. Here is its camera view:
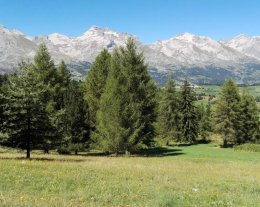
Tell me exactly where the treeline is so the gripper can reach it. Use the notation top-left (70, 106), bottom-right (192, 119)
top-left (0, 39), bottom-right (259, 158)
top-left (158, 77), bottom-right (260, 147)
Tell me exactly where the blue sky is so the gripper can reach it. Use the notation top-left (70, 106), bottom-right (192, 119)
top-left (0, 0), bottom-right (259, 43)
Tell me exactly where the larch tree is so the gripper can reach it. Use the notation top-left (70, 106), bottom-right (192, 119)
top-left (179, 80), bottom-right (198, 143)
top-left (83, 49), bottom-right (111, 130)
top-left (240, 91), bottom-right (259, 143)
top-left (94, 38), bottom-right (157, 153)
top-left (214, 80), bottom-right (241, 147)
top-left (55, 60), bottom-right (71, 110)
top-left (60, 81), bottom-right (90, 154)
top-left (199, 101), bottom-right (212, 141)
top-left (2, 63), bottom-right (51, 159)
top-left (0, 74), bottom-right (8, 132)
top-left (157, 75), bottom-right (181, 143)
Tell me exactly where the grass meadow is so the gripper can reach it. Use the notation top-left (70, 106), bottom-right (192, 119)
top-left (0, 143), bottom-right (259, 207)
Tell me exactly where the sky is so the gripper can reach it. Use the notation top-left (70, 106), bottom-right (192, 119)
top-left (0, 0), bottom-right (260, 43)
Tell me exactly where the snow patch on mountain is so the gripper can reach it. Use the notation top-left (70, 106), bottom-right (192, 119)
top-left (0, 24), bottom-right (260, 84)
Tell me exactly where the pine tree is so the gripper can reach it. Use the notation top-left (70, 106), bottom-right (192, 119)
top-left (33, 44), bottom-right (58, 113)
top-left (57, 61), bottom-right (71, 86)
top-left (94, 38), bottom-right (157, 153)
top-left (157, 75), bottom-right (180, 143)
top-left (0, 74), bottom-right (8, 132)
top-left (199, 101), bottom-right (212, 141)
top-left (214, 80), bottom-right (241, 147)
top-left (32, 45), bottom-right (69, 152)
top-left (34, 44), bottom-right (57, 86)
top-left (93, 50), bottom-right (128, 153)
top-left (83, 49), bottom-right (111, 129)
top-left (59, 81), bottom-right (90, 154)
top-left (179, 80), bottom-right (198, 143)
top-left (240, 91), bottom-right (259, 143)
top-left (2, 63), bottom-right (51, 159)
top-left (55, 60), bottom-right (71, 110)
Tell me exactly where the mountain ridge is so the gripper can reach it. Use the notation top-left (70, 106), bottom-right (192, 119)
top-left (1, 24), bottom-right (260, 85)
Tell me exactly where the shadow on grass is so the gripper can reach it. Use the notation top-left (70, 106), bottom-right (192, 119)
top-left (133, 147), bottom-right (184, 157)
top-left (220, 143), bottom-right (234, 148)
top-left (0, 147), bottom-right (185, 160)
top-left (0, 156), bottom-right (87, 162)
top-left (168, 140), bottom-right (212, 147)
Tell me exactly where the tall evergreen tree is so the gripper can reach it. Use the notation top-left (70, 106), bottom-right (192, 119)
top-left (214, 80), bottom-right (241, 147)
top-left (199, 101), bottom-right (212, 141)
top-left (55, 60), bottom-right (71, 110)
top-left (179, 80), bottom-right (198, 143)
top-left (94, 38), bottom-right (157, 153)
top-left (83, 49), bottom-right (111, 129)
top-left (2, 63), bottom-right (51, 159)
top-left (34, 44), bottom-right (57, 86)
top-left (33, 44), bottom-right (58, 113)
top-left (59, 81), bottom-right (90, 154)
top-left (0, 74), bottom-right (8, 132)
top-left (240, 91), bottom-right (259, 143)
top-left (157, 75), bottom-right (180, 143)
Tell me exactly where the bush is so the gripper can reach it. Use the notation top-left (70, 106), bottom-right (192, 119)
top-left (57, 146), bottom-right (71, 155)
top-left (234, 144), bottom-right (260, 152)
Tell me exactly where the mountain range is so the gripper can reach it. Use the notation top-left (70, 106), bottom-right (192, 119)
top-left (1, 24), bottom-right (260, 85)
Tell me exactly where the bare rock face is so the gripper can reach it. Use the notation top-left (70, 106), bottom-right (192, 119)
top-left (0, 24), bottom-right (260, 85)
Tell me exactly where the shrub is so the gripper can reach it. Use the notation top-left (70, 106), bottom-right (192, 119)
top-left (57, 146), bottom-right (71, 155)
top-left (234, 144), bottom-right (260, 152)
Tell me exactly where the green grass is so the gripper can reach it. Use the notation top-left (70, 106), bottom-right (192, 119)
top-left (234, 144), bottom-right (260, 152)
top-left (0, 143), bottom-right (259, 207)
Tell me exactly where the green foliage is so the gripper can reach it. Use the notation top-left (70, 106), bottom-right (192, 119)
top-left (198, 102), bottom-right (212, 141)
top-left (83, 49), bottom-right (111, 129)
top-left (214, 80), bottom-right (241, 147)
top-left (0, 74), bottom-right (8, 132)
top-left (94, 38), bottom-right (157, 152)
top-left (179, 80), bottom-right (198, 143)
top-left (156, 75), bottom-right (181, 143)
top-left (59, 81), bottom-right (90, 154)
top-left (2, 63), bottom-right (51, 158)
top-left (55, 60), bottom-right (72, 110)
top-left (240, 91), bottom-right (259, 143)
top-left (34, 44), bottom-right (57, 86)
top-left (234, 143), bottom-right (260, 152)
top-left (57, 145), bottom-right (71, 155)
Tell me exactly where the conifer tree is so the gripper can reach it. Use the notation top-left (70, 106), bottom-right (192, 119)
top-left (2, 63), bottom-right (51, 158)
top-left (157, 75), bottom-right (180, 143)
top-left (0, 74), bottom-right (8, 132)
top-left (199, 101), bottom-right (212, 141)
top-left (34, 44), bottom-right (57, 86)
top-left (94, 38), bottom-right (157, 153)
top-left (83, 49), bottom-right (111, 129)
top-left (32, 45), bottom-right (63, 151)
top-left (55, 60), bottom-right (71, 110)
top-left (179, 80), bottom-right (198, 143)
top-left (59, 81), bottom-right (90, 154)
top-left (240, 91), bottom-right (259, 143)
top-left (33, 44), bottom-right (59, 113)
top-left (57, 61), bottom-right (71, 86)
top-left (214, 80), bottom-right (241, 147)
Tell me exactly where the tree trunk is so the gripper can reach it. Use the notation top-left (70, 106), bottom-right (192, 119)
top-left (75, 150), bottom-right (78, 155)
top-left (26, 142), bottom-right (30, 159)
top-left (223, 139), bottom-right (227, 148)
top-left (26, 112), bottom-right (31, 159)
